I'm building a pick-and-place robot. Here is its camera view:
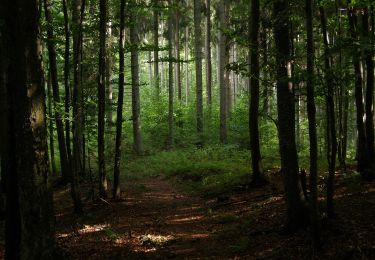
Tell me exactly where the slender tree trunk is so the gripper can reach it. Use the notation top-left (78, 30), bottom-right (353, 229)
top-left (273, 0), bottom-right (307, 230)
top-left (205, 0), bottom-right (212, 106)
top-left (113, 0), bottom-right (126, 199)
top-left (176, 4), bottom-right (182, 101)
top-left (363, 7), bottom-right (375, 176)
top-left (249, 0), bottom-right (264, 183)
top-left (219, 0), bottom-right (228, 144)
top-left (63, 0), bottom-right (72, 164)
top-left (2, 0), bottom-right (56, 257)
top-left (98, 0), bottom-right (108, 198)
top-left (106, 20), bottom-right (113, 128)
top-left (154, 0), bottom-right (160, 99)
top-left (185, 26), bottom-right (189, 104)
top-left (348, 6), bottom-right (371, 179)
top-left (47, 74), bottom-right (57, 175)
top-left (319, 4), bottom-right (337, 218)
top-left (44, 0), bottom-right (71, 182)
top-left (71, 0), bottom-right (84, 214)
top-left (167, 0), bottom-right (174, 148)
top-left (130, 1), bottom-right (143, 155)
top-left (194, 0), bottom-right (204, 145)
top-left (306, 0), bottom-right (319, 245)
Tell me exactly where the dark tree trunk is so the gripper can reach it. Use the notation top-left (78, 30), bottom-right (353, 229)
top-left (194, 0), bottom-right (204, 145)
top-left (205, 0), bottom-right (212, 106)
top-left (305, 0), bottom-right (319, 245)
top-left (113, 0), bottom-right (126, 200)
top-left (348, 6), bottom-right (371, 179)
top-left (363, 7), bottom-right (375, 176)
top-left (167, 0), bottom-right (174, 149)
top-left (176, 4), bottom-right (182, 101)
top-left (153, 0), bottom-right (160, 99)
top-left (44, 0), bottom-right (71, 182)
top-left (219, 0), bottom-right (228, 144)
top-left (62, 0), bottom-right (72, 165)
top-left (2, 0), bottom-right (56, 257)
top-left (130, 1), bottom-right (143, 155)
top-left (319, 5), bottom-right (337, 218)
top-left (273, 0), bottom-right (307, 231)
top-left (249, 0), bottom-right (265, 183)
top-left (71, 0), bottom-right (84, 214)
top-left (98, 0), bottom-right (108, 198)
top-left (47, 74), bottom-right (57, 175)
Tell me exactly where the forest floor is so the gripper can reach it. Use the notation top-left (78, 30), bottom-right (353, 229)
top-left (53, 169), bottom-right (375, 259)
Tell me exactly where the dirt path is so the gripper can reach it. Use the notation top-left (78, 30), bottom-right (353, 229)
top-left (55, 174), bottom-right (375, 259)
top-left (55, 176), bottom-right (231, 259)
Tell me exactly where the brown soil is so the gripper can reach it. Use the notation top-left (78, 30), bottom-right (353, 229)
top-left (54, 172), bottom-right (375, 259)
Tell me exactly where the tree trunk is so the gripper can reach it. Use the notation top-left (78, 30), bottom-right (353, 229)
top-left (176, 4), bottom-right (182, 101)
top-left (130, 1), bottom-right (143, 155)
top-left (306, 0), bottom-right (319, 245)
top-left (153, 0), bottom-right (160, 99)
top-left (273, 0), bottom-right (307, 231)
top-left (219, 0), bottom-right (228, 144)
top-left (106, 20), bottom-right (113, 128)
top-left (348, 6), bottom-right (371, 179)
top-left (194, 0), bottom-right (204, 145)
top-left (363, 7), bottom-right (375, 176)
top-left (185, 25), bottom-right (190, 104)
top-left (249, 0), bottom-right (265, 183)
top-left (319, 4), bottom-right (337, 218)
top-left (47, 74), bottom-right (57, 175)
top-left (113, 0), bottom-right (126, 199)
top-left (2, 0), bottom-right (56, 257)
top-left (62, 0), bottom-right (72, 164)
top-left (71, 0), bottom-right (84, 214)
top-left (205, 0), bottom-right (212, 106)
top-left (44, 0), bottom-right (71, 182)
top-left (167, 0), bottom-right (174, 149)
top-left (98, 0), bottom-right (108, 198)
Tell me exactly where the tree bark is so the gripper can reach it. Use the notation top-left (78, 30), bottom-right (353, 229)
top-left (130, 0), bottom-right (143, 155)
top-left (113, 0), bottom-right (126, 199)
top-left (71, 0), bottom-right (84, 214)
top-left (249, 0), bottom-right (264, 183)
top-left (98, 0), bottom-right (108, 198)
top-left (306, 0), bottom-right (319, 245)
top-left (348, 6), bottom-right (371, 179)
top-left (194, 0), bottom-right (204, 145)
top-left (153, 0), bottom-right (160, 99)
top-left (46, 74), bottom-right (57, 175)
top-left (2, 0), bottom-right (56, 257)
top-left (44, 0), bottom-right (71, 182)
top-left (168, 0), bottom-right (174, 149)
top-left (176, 3), bottom-right (182, 101)
top-left (219, 0), bottom-right (228, 144)
top-left (273, 0), bottom-right (307, 230)
top-left (205, 0), bottom-right (212, 106)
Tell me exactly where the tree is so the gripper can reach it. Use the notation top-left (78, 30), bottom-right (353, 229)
top-left (153, 0), bottom-right (160, 99)
top-left (167, 0), bottom-right (174, 149)
top-left (113, 0), bottom-right (126, 200)
top-left (194, 0), bottom-right (204, 145)
top-left (249, 0), bottom-right (265, 183)
top-left (130, 0), bottom-right (143, 155)
top-left (44, 0), bottom-right (71, 183)
top-left (2, 0), bottom-right (56, 257)
top-left (205, 0), bottom-right (212, 106)
top-left (98, 0), bottom-right (108, 198)
top-left (273, 0), bottom-right (307, 230)
top-left (218, 0), bottom-right (228, 144)
top-left (305, 0), bottom-right (319, 245)
top-left (319, 3), bottom-right (337, 218)
top-left (348, 5), bottom-right (371, 179)
top-left (71, 0), bottom-right (84, 214)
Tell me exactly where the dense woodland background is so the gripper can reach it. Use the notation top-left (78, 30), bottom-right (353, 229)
top-left (0, 0), bottom-right (374, 259)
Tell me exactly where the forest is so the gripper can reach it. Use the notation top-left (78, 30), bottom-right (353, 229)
top-left (0, 0), bottom-right (374, 259)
